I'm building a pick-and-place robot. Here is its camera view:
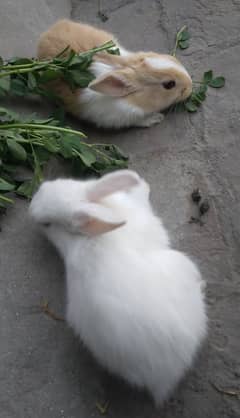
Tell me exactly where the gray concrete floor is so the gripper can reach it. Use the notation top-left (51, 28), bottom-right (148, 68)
top-left (0, 1), bottom-right (240, 417)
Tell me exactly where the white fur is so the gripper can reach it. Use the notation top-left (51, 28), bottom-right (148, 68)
top-left (145, 57), bottom-right (191, 80)
top-left (78, 59), bottom-right (145, 129)
top-left (29, 170), bottom-right (207, 405)
top-left (73, 46), bottom-right (145, 129)
top-left (80, 85), bottom-right (145, 129)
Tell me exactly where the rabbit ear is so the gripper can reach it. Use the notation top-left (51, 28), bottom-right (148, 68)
top-left (69, 203), bottom-right (126, 236)
top-left (87, 170), bottom-right (141, 202)
top-left (88, 69), bottom-right (138, 97)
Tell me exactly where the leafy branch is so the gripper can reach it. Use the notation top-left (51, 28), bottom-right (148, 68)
top-left (171, 27), bottom-right (225, 113)
top-left (0, 41), bottom-right (129, 210)
top-left (172, 26), bottom-right (190, 56)
top-left (0, 41), bottom-right (116, 100)
top-left (184, 70), bottom-right (225, 112)
top-left (0, 107), bottom-right (128, 208)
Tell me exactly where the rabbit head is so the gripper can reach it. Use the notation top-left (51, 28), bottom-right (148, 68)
top-left (29, 170), bottom-right (150, 242)
top-left (89, 52), bottom-right (192, 112)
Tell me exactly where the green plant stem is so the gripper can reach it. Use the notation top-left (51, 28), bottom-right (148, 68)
top-left (0, 123), bottom-right (86, 138)
top-left (172, 25), bottom-right (187, 57)
top-left (82, 40), bottom-right (115, 55)
top-left (0, 62), bottom-right (48, 71)
top-left (0, 67), bottom-right (42, 78)
top-left (0, 194), bottom-right (14, 203)
top-left (0, 40), bottom-right (115, 79)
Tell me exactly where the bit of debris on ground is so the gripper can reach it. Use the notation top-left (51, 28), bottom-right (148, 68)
top-left (41, 301), bottom-right (65, 322)
top-left (96, 400), bottom-right (110, 415)
top-left (211, 382), bottom-right (240, 399)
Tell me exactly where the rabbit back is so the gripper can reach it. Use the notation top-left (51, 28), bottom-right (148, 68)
top-left (66, 244), bottom-right (206, 404)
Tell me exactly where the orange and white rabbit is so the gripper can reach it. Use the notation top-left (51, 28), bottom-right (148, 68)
top-left (38, 19), bottom-right (192, 128)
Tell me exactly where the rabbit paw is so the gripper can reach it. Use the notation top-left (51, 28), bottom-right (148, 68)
top-left (136, 113), bottom-right (164, 128)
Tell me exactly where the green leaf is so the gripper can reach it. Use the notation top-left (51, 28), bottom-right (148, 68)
top-left (32, 146), bottom-right (43, 183)
top-left (198, 84), bottom-right (208, 94)
top-left (43, 138), bottom-right (60, 153)
top-left (10, 78), bottom-right (28, 96)
top-left (108, 48), bottom-right (121, 56)
top-left (17, 149), bottom-right (42, 198)
top-left (179, 29), bottom-right (190, 41)
top-left (0, 107), bottom-right (18, 123)
top-left (16, 179), bottom-right (35, 198)
top-left (28, 73), bottom-right (37, 90)
top-left (209, 76), bottom-right (225, 88)
top-left (191, 95), bottom-right (203, 105)
top-left (76, 146), bottom-right (96, 167)
top-left (0, 177), bottom-right (15, 191)
top-left (57, 136), bottom-right (75, 158)
top-left (6, 138), bottom-right (27, 161)
top-left (50, 107), bottom-right (65, 125)
top-left (66, 69), bottom-right (95, 88)
top-left (33, 147), bottom-right (51, 165)
top-left (102, 144), bottom-right (128, 162)
top-left (195, 91), bottom-right (206, 102)
top-left (60, 49), bottom-right (76, 66)
top-left (7, 57), bottom-right (33, 65)
top-left (39, 69), bottom-right (63, 83)
top-left (67, 54), bottom-right (92, 70)
top-left (179, 40), bottom-right (189, 49)
top-left (184, 101), bottom-right (198, 112)
top-left (203, 70), bottom-right (213, 84)
top-left (0, 76), bottom-right (11, 92)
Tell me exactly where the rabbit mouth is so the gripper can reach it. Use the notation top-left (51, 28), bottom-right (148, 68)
top-left (181, 86), bottom-right (192, 100)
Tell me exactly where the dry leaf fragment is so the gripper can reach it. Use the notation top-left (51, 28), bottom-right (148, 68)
top-left (211, 382), bottom-right (240, 399)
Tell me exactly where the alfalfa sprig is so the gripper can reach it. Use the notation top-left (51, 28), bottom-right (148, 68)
top-left (185, 70), bottom-right (225, 112)
top-left (0, 40), bottom-right (116, 100)
top-left (171, 27), bottom-right (225, 113)
top-left (172, 26), bottom-right (191, 57)
top-left (0, 107), bottom-right (128, 208)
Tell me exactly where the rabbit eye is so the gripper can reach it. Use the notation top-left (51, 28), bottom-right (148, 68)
top-left (162, 80), bottom-right (176, 90)
top-left (41, 222), bottom-right (50, 227)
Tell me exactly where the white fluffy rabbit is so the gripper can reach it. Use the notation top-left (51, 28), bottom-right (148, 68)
top-left (37, 19), bottom-right (192, 129)
top-left (29, 170), bottom-right (207, 405)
